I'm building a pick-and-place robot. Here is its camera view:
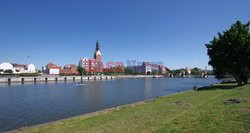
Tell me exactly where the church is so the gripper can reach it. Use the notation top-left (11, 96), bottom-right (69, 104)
top-left (78, 40), bottom-right (103, 73)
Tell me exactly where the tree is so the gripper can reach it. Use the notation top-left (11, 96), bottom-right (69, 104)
top-left (191, 67), bottom-right (201, 75)
top-left (206, 21), bottom-right (250, 85)
top-left (125, 67), bottom-right (133, 75)
top-left (82, 68), bottom-right (86, 75)
top-left (152, 70), bottom-right (158, 75)
top-left (77, 66), bottom-right (86, 76)
top-left (171, 69), bottom-right (183, 74)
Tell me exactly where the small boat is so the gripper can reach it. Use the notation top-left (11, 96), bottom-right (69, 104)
top-left (76, 83), bottom-right (86, 86)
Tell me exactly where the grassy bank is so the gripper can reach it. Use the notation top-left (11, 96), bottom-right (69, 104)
top-left (20, 83), bottom-right (250, 133)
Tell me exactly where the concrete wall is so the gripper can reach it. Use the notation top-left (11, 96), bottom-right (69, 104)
top-left (116, 75), bottom-right (163, 78)
top-left (0, 76), bottom-right (115, 83)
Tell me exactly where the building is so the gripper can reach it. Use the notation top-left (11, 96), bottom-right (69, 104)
top-left (127, 62), bottom-right (167, 75)
top-left (0, 62), bottom-right (36, 74)
top-left (0, 62), bottom-right (13, 74)
top-left (94, 40), bottom-right (102, 62)
top-left (158, 65), bottom-right (167, 75)
top-left (78, 40), bottom-right (103, 73)
top-left (185, 67), bottom-right (191, 75)
top-left (12, 64), bottom-right (36, 73)
top-left (93, 40), bottom-right (103, 72)
top-left (44, 63), bottom-right (60, 75)
top-left (60, 64), bottom-right (78, 75)
top-left (79, 57), bottom-right (89, 71)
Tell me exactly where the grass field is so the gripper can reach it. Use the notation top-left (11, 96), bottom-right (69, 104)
top-left (20, 83), bottom-right (250, 133)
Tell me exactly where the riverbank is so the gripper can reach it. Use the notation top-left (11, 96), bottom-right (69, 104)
top-left (0, 75), bottom-right (115, 83)
top-left (0, 75), bottom-right (164, 83)
top-left (115, 75), bottom-right (164, 78)
top-left (14, 82), bottom-right (250, 132)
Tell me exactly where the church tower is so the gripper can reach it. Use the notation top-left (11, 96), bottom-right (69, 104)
top-left (94, 40), bottom-right (102, 62)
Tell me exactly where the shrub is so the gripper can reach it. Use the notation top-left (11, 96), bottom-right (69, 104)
top-left (4, 69), bottom-right (13, 74)
top-left (19, 73), bottom-right (40, 77)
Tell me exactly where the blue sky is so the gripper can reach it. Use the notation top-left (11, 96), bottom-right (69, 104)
top-left (0, 0), bottom-right (249, 70)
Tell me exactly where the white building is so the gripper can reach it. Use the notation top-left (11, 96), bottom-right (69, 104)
top-left (0, 62), bottom-right (14, 73)
top-left (78, 57), bottom-right (89, 70)
top-left (44, 63), bottom-right (60, 75)
top-left (0, 62), bottom-right (36, 74)
top-left (26, 64), bottom-right (36, 73)
top-left (128, 62), bottom-right (167, 74)
top-left (12, 64), bottom-right (36, 73)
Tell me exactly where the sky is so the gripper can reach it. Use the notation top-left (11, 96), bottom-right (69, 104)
top-left (0, 0), bottom-right (249, 70)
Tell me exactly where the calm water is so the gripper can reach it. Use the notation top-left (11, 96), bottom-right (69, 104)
top-left (0, 77), bottom-right (220, 131)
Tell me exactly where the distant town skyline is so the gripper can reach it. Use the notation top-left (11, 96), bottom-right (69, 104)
top-left (0, 0), bottom-right (250, 69)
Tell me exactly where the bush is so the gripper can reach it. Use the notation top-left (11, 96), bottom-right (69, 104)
top-left (4, 69), bottom-right (13, 74)
top-left (19, 73), bottom-right (40, 77)
top-left (192, 86), bottom-right (198, 90)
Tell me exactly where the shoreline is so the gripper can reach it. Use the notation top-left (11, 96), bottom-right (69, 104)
top-left (7, 81), bottom-right (208, 133)
top-left (115, 75), bottom-right (164, 78)
top-left (7, 90), bottom-right (187, 133)
top-left (12, 82), bottom-right (249, 132)
top-left (0, 75), bottom-right (115, 84)
top-left (0, 75), bottom-right (164, 84)
top-left (3, 77), bottom-right (219, 132)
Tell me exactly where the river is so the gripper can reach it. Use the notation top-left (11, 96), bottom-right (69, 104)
top-left (0, 77), bottom-right (220, 131)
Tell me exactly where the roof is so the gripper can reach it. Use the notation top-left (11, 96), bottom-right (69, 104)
top-left (143, 62), bottom-right (158, 67)
top-left (64, 64), bottom-right (77, 67)
top-left (60, 69), bottom-right (78, 75)
top-left (12, 63), bottom-right (27, 68)
top-left (47, 63), bottom-right (60, 69)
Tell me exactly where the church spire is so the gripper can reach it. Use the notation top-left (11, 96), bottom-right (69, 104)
top-left (96, 40), bottom-right (100, 51)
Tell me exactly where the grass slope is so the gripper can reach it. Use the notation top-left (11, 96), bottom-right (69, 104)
top-left (20, 83), bottom-right (250, 133)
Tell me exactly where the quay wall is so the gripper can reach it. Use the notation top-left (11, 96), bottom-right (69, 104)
top-left (115, 75), bottom-right (164, 78)
top-left (0, 76), bottom-right (115, 83)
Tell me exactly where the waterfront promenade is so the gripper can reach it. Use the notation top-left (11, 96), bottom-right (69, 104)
top-left (0, 75), bottom-right (165, 83)
top-left (0, 75), bottom-right (115, 83)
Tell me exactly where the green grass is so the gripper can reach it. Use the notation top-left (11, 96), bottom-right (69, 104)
top-left (20, 83), bottom-right (250, 133)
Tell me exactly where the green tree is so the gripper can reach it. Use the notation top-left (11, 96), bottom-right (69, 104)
top-left (77, 66), bottom-right (86, 76)
top-left (152, 70), bottom-right (158, 75)
top-left (125, 67), bottom-right (133, 75)
top-left (171, 69), bottom-right (183, 74)
top-left (206, 21), bottom-right (250, 85)
top-left (191, 67), bottom-right (201, 75)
